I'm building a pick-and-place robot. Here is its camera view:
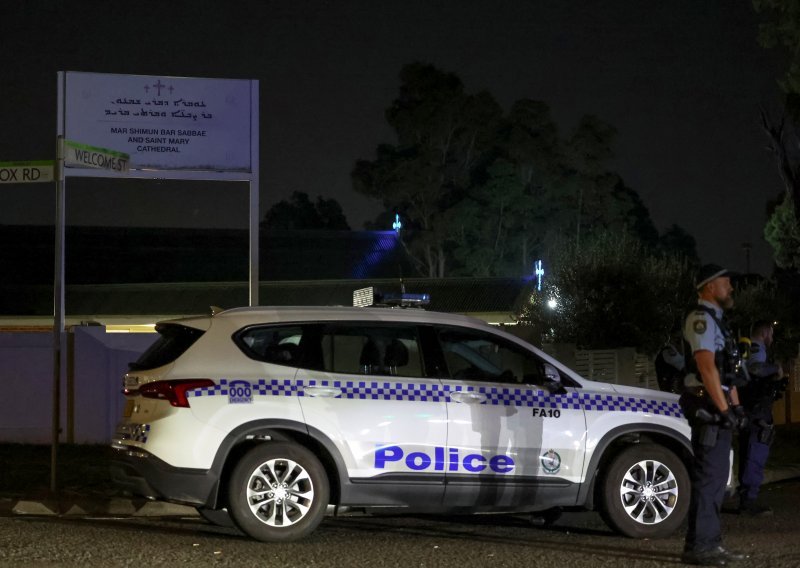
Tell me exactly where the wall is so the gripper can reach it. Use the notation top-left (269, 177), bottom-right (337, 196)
top-left (0, 332), bottom-right (54, 442)
top-left (71, 326), bottom-right (157, 443)
top-left (0, 326), bottom-right (156, 444)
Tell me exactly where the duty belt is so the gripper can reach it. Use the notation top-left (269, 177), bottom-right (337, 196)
top-left (684, 386), bottom-right (706, 398)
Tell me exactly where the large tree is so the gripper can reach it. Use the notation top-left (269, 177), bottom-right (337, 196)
top-left (521, 231), bottom-right (694, 354)
top-left (261, 191), bottom-right (350, 230)
top-left (754, 0), bottom-right (800, 269)
top-left (352, 63), bottom-right (502, 277)
top-left (354, 62), bottom-right (660, 278)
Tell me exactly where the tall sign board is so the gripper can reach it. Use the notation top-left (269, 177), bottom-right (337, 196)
top-left (62, 72), bottom-right (254, 172)
top-left (51, 71), bottom-right (259, 491)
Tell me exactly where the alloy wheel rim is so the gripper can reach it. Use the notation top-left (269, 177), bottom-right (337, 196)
top-left (246, 457), bottom-right (315, 527)
top-left (618, 458), bottom-right (679, 525)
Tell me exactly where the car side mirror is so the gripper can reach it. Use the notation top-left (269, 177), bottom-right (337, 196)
top-left (543, 363), bottom-right (567, 395)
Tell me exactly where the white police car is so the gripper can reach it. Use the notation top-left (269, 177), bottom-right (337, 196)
top-left (111, 295), bottom-right (691, 542)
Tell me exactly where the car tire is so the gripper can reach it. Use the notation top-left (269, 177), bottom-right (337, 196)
top-left (599, 444), bottom-right (689, 539)
top-left (227, 442), bottom-right (329, 542)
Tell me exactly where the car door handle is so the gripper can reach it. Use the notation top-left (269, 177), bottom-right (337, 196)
top-left (303, 386), bottom-right (342, 398)
top-left (450, 391), bottom-right (487, 404)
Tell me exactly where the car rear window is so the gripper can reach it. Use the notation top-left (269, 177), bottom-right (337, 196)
top-left (319, 323), bottom-right (423, 377)
top-left (128, 324), bottom-right (205, 371)
top-left (235, 325), bottom-right (305, 366)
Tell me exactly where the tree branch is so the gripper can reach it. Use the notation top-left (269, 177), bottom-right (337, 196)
top-left (760, 107), bottom-right (800, 207)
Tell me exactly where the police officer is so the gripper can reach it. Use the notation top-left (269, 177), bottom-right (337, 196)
top-left (655, 328), bottom-right (685, 393)
top-left (737, 320), bottom-right (786, 516)
top-left (679, 264), bottom-right (747, 566)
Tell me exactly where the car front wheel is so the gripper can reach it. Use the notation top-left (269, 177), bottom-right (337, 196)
top-left (227, 442), bottom-right (329, 542)
top-left (600, 444), bottom-right (689, 539)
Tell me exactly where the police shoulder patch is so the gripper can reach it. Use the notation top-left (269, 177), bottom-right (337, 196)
top-left (693, 319), bottom-right (707, 334)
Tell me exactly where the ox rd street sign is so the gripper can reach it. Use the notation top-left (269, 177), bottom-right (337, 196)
top-left (0, 161), bottom-right (55, 184)
top-left (64, 140), bottom-right (130, 173)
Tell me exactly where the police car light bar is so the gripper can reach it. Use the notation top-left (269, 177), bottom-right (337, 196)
top-left (381, 292), bottom-right (430, 307)
top-left (352, 287), bottom-right (431, 308)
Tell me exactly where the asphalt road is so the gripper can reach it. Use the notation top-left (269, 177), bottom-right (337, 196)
top-left (2, 481), bottom-right (799, 567)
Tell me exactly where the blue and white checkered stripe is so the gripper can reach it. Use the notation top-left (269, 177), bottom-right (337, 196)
top-left (330, 380), bottom-right (447, 402)
top-left (132, 423), bottom-right (150, 444)
top-left (579, 393), bottom-right (683, 416)
top-left (184, 379), bottom-right (683, 418)
top-left (188, 378), bottom-right (304, 398)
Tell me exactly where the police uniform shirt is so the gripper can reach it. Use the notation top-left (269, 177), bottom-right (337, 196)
top-left (747, 340), bottom-right (780, 378)
top-left (660, 345), bottom-right (685, 371)
top-left (683, 300), bottom-right (725, 388)
top-left (749, 341), bottom-right (767, 364)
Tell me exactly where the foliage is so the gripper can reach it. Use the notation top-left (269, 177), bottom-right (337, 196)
top-left (352, 62), bottom-right (502, 277)
top-left (657, 224), bottom-right (700, 264)
top-left (754, 2), bottom-right (800, 357)
top-left (730, 279), bottom-right (780, 334)
top-left (353, 62), bottom-right (662, 278)
top-left (520, 231), bottom-right (694, 353)
top-left (261, 191), bottom-right (350, 231)
top-left (753, 0), bottom-right (800, 269)
top-left (731, 276), bottom-right (800, 361)
top-left (754, 0), bottom-right (800, 121)
top-left (764, 195), bottom-right (800, 268)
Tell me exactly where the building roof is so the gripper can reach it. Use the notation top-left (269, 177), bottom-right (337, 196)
top-left (2, 225), bottom-right (410, 285)
top-left (62, 277), bottom-right (532, 316)
top-left (0, 225), bottom-right (535, 323)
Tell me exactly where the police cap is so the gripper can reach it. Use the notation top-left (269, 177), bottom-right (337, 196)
top-left (695, 263), bottom-right (733, 290)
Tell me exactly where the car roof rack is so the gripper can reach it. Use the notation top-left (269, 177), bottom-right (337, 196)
top-left (353, 286), bottom-right (430, 309)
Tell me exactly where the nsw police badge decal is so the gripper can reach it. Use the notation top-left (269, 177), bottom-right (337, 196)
top-left (541, 449), bottom-right (561, 474)
top-left (693, 319), bottom-right (707, 334)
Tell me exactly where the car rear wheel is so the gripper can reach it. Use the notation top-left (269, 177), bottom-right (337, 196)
top-left (227, 442), bottom-right (329, 542)
top-left (600, 444), bottom-right (689, 539)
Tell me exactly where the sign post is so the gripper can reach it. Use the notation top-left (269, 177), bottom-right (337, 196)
top-left (52, 137), bottom-right (65, 493)
top-left (49, 71), bottom-right (259, 494)
top-left (0, 158), bottom-right (62, 492)
top-left (50, 137), bottom-right (130, 494)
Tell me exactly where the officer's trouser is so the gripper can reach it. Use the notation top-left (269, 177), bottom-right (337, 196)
top-left (685, 424), bottom-right (732, 553)
top-left (737, 406), bottom-right (773, 502)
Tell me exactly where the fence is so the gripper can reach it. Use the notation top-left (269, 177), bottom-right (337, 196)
top-left (542, 344), bottom-right (657, 389)
top-left (544, 343), bottom-right (800, 424)
top-left (2, 332), bottom-right (797, 444)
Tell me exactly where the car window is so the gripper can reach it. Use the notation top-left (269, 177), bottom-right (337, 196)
top-left (235, 325), bottom-right (304, 366)
top-left (129, 323), bottom-right (204, 371)
top-left (436, 327), bottom-right (548, 386)
top-left (319, 324), bottom-right (423, 377)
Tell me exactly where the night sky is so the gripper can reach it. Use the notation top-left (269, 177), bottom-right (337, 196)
top-left (0, 1), bottom-right (785, 275)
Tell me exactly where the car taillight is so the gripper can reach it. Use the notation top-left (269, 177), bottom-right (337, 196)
top-left (138, 379), bottom-right (215, 408)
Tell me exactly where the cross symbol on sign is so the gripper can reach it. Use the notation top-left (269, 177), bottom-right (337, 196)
top-left (152, 80), bottom-right (166, 96)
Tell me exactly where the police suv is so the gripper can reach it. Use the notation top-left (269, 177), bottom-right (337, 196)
top-left (111, 293), bottom-right (691, 542)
